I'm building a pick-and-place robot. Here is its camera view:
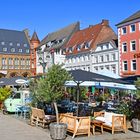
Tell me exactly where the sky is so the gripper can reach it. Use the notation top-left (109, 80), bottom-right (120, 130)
top-left (0, 0), bottom-right (140, 40)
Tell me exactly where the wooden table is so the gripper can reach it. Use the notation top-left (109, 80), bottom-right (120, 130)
top-left (91, 120), bottom-right (104, 135)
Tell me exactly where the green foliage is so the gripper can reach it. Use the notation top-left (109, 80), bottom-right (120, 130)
top-left (30, 64), bottom-right (72, 104)
top-left (80, 87), bottom-right (88, 101)
top-left (116, 101), bottom-right (132, 120)
top-left (134, 78), bottom-right (140, 98)
top-left (0, 87), bottom-right (11, 102)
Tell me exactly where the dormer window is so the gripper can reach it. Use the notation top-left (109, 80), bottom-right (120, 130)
top-left (77, 45), bottom-right (81, 51)
top-left (62, 49), bottom-right (66, 54)
top-left (3, 48), bottom-right (7, 52)
top-left (100, 45), bottom-right (103, 50)
top-left (69, 47), bottom-right (73, 53)
top-left (1, 41), bottom-right (5, 45)
top-left (11, 48), bottom-right (15, 52)
top-left (9, 42), bottom-right (13, 46)
top-left (24, 43), bottom-right (27, 47)
top-left (84, 42), bottom-right (90, 49)
top-left (17, 43), bottom-right (20, 46)
top-left (19, 49), bottom-right (22, 52)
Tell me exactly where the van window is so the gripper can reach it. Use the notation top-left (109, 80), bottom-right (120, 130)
top-left (13, 93), bottom-right (21, 99)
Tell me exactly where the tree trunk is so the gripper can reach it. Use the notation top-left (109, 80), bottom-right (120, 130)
top-left (54, 102), bottom-right (59, 124)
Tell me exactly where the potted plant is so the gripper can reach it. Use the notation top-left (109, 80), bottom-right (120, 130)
top-left (131, 78), bottom-right (140, 132)
top-left (30, 64), bottom-right (72, 139)
top-left (0, 87), bottom-right (11, 112)
top-left (131, 98), bottom-right (140, 132)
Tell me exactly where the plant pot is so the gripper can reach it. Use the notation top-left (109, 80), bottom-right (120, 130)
top-left (132, 118), bottom-right (140, 132)
top-left (50, 122), bottom-right (67, 140)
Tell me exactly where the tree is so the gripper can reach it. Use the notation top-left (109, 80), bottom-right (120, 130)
top-left (134, 77), bottom-right (140, 98)
top-left (0, 87), bottom-right (11, 109)
top-left (30, 64), bottom-right (72, 104)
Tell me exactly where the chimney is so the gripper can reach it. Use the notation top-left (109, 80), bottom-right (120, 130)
top-left (101, 19), bottom-right (109, 26)
top-left (23, 28), bottom-right (30, 39)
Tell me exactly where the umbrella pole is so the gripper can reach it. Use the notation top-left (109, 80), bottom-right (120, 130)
top-left (76, 82), bottom-right (80, 116)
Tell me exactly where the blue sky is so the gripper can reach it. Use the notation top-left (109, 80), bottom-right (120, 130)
top-left (0, 0), bottom-right (140, 40)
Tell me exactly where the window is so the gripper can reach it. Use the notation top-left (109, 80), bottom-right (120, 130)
top-left (131, 60), bottom-right (136, 71)
top-left (84, 42), bottom-right (90, 49)
top-left (94, 67), bottom-right (98, 71)
top-left (24, 43), bottom-right (27, 47)
top-left (130, 24), bottom-right (136, 32)
top-left (122, 43), bottom-right (127, 52)
top-left (69, 47), bottom-right (73, 53)
top-left (112, 65), bottom-right (116, 73)
top-left (106, 44), bottom-right (109, 49)
top-left (112, 54), bottom-right (116, 61)
top-left (8, 58), bottom-right (13, 65)
top-left (100, 56), bottom-right (103, 62)
top-left (77, 45), bottom-right (81, 51)
top-left (3, 48), bottom-right (7, 52)
top-left (13, 93), bottom-right (20, 99)
top-left (95, 56), bottom-right (98, 63)
top-left (123, 61), bottom-right (128, 71)
top-left (130, 40), bottom-right (136, 51)
top-left (105, 65), bottom-right (109, 70)
top-left (1, 41), bottom-right (5, 45)
top-left (17, 43), bottom-right (20, 46)
top-left (106, 55), bottom-right (109, 61)
top-left (26, 49), bottom-right (30, 53)
top-left (2, 58), bottom-right (6, 65)
top-left (11, 48), bottom-right (15, 52)
top-left (19, 49), bottom-right (22, 52)
top-left (100, 45), bottom-right (103, 50)
top-left (9, 42), bottom-right (13, 46)
top-left (122, 27), bottom-right (127, 34)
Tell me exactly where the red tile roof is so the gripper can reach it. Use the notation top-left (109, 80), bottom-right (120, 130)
top-left (64, 20), bottom-right (117, 55)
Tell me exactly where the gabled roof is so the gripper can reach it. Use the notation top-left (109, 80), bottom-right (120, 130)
top-left (64, 23), bottom-right (102, 48)
top-left (0, 29), bottom-right (30, 55)
top-left (64, 19), bottom-right (117, 54)
top-left (39, 22), bottom-right (80, 49)
top-left (116, 10), bottom-right (140, 26)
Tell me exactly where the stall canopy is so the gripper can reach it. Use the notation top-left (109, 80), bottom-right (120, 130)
top-left (0, 76), bottom-right (28, 86)
top-left (65, 69), bottom-right (136, 90)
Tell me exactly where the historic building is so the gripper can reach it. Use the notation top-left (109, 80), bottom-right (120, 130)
top-left (0, 29), bottom-right (31, 77)
top-left (116, 10), bottom-right (140, 77)
top-left (64, 20), bottom-right (119, 75)
top-left (36, 22), bottom-right (80, 74)
top-left (30, 31), bottom-right (40, 76)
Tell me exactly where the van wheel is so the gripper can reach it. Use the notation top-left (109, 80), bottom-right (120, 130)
top-left (2, 109), bottom-right (8, 115)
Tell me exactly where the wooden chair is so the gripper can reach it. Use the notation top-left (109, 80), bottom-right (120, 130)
top-left (30, 107), bottom-right (38, 126)
top-left (60, 114), bottom-right (90, 138)
top-left (37, 109), bottom-right (56, 128)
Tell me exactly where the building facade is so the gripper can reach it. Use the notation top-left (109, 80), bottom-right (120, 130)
top-left (30, 31), bottom-right (40, 76)
top-left (116, 10), bottom-right (140, 77)
top-left (64, 20), bottom-right (119, 75)
top-left (36, 22), bottom-right (80, 74)
top-left (0, 29), bottom-right (31, 77)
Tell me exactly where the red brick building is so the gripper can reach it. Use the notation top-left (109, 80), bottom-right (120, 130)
top-left (30, 31), bottom-right (40, 76)
top-left (116, 10), bottom-right (140, 77)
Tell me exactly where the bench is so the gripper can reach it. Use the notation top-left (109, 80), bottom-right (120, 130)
top-left (59, 113), bottom-right (90, 138)
top-left (30, 107), bottom-right (56, 128)
top-left (94, 111), bottom-right (127, 134)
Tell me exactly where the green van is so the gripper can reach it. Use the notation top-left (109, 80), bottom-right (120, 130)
top-left (4, 90), bottom-right (31, 113)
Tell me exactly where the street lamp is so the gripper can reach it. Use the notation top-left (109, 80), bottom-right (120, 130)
top-left (38, 49), bottom-right (50, 73)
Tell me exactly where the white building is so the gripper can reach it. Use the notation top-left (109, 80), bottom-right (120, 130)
top-left (36, 22), bottom-right (80, 74)
top-left (64, 20), bottom-right (119, 75)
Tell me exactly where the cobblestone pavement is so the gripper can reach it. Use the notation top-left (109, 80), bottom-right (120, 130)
top-left (0, 112), bottom-right (140, 140)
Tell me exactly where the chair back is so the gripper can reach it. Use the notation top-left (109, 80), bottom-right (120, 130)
top-left (31, 107), bottom-right (38, 118)
top-left (37, 109), bottom-right (45, 119)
